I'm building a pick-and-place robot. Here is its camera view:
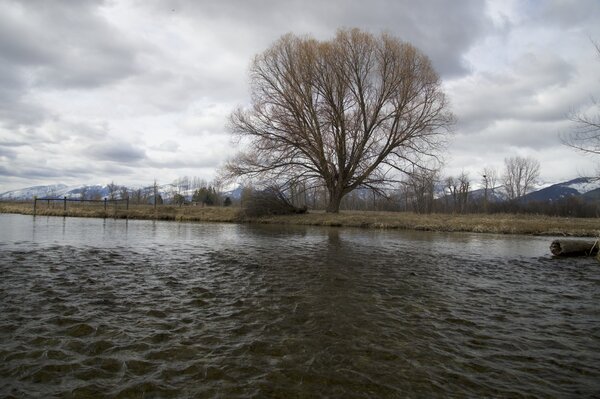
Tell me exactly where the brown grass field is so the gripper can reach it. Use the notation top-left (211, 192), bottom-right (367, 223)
top-left (1, 200), bottom-right (599, 237)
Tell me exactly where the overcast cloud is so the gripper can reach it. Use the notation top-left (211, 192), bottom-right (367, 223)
top-left (0, 0), bottom-right (599, 191)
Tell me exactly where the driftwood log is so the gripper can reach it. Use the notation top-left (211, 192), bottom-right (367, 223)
top-left (550, 239), bottom-right (599, 257)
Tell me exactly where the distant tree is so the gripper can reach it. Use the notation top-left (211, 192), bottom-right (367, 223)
top-left (119, 186), bottom-right (130, 201)
top-left (177, 176), bottom-right (190, 194)
top-left (173, 193), bottom-right (186, 207)
top-left (457, 172), bottom-right (470, 213)
top-left (223, 197), bottom-right (232, 207)
top-left (153, 180), bottom-right (160, 208)
top-left (107, 181), bottom-right (118, 200)
top-left (132, 188), bottom-right (143, 204)
top-left (481, 167), bottom-right (498, 211)
top-left (91, 190), bottom-right (102, 201)
top-left (191, 177), bottom-right (207, 192)
top-left (502, 156), bottom-right (540, 201)
top-left (404, 168), bottom-right (438, 214)
top-left (444, 176), bottom-right (459, 213)
top-left (192, 186), bottom-right (218, 206)
top-left (225, 29), bottom-right (454, 213)
top-left (205, 187), bottom-right (218, 206)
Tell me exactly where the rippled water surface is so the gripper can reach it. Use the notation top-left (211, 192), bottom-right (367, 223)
top-left (1, 214), bottom-right (599, 398)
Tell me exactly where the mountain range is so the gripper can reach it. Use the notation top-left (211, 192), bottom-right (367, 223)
top-left (0, 183), bottom-right (242, 202)
top-left (1, 177), bottom-right (599, 204)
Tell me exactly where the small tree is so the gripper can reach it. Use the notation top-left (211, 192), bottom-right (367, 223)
top-left (223, 197), bottom-right (232, 207)
top-left (119, 186), bottom-right (130, 201)
top-left (457, 172), bottom-right (470, 213)
top-left (193, 186), bottom-right (218, 206)
top-left (404, 168), bottom-right (438, 214)
top-left (481, 167), bottom-right (498, 211)
top-left (173, 193), bottom-right (186, 207)
top-left (502, 156), bottom-right (540, 201)
top-left (107, 181), bottom-right (118, 200)
top-left (444, 176), bottom-right (459, 213)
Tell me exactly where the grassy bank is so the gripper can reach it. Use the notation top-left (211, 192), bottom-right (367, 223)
top-left (0, 202), bottom-right (238, 223)
top-left (1, 201), bottom-right (599, 237)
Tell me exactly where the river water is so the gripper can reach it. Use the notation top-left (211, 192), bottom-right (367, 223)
top-left (0, 214), bottom-right (598, 398)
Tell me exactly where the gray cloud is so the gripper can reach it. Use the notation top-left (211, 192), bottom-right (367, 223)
top-left (0, 61), bottom-right (49, 129)
top-left (0, 0), bottom-right (142, 133)
top-left (449, 52), bottom-right (579, 135)
top-left (150, 0), bottom-right (490, 77)
top-left (536, 0), bottom-right (600, 28)
top-left (0, 0), bottom-right (141, 89)
top-left (156, 140), bottom-right (180, 152)
top-left (0, 163), bottom-right (90, 180)
top-left (0, 146), bottom-right (17, 160)
top-left (87, 142), bottom-right (147, 163)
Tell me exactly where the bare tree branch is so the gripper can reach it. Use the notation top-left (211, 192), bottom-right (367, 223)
top-left (562, 39), bottom-right (600, 162)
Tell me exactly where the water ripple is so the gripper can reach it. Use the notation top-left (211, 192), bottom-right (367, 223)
top-left (0, 215), bottom-right (599, 397)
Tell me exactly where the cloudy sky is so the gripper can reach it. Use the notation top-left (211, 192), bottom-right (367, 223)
top-left (1, 0), bottom-right (599, 192)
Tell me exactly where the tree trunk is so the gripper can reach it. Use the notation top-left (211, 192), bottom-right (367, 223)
top-left (326, 192), bottom-right (343, 213)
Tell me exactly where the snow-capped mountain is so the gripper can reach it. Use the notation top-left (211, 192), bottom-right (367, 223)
top-left (0, 182), bottom-right (241, 202)
top-left (0, 184), bottom-right (71, 200)
top-left (521, 177), bottom-right (600, 203)
top-left (0, 183), bottom-right (132, 201)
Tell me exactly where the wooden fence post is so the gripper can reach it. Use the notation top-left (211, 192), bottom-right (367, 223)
top-left (33, 196), bottom-right (37, 215)
top-left (64, 196), bottom-right (67, 211)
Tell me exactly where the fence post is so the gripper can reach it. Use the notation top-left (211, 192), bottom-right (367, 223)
top-left (64, 196), bottom-right (67, 211)
top-left (126, 198), bottom-right (129, 210)
top-left (33, 196), bottom-right (37, 215)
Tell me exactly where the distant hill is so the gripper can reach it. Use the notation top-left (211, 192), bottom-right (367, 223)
top-left (521, 177), bottom-right (600, 203)
top-left (0, 182), bottom-right (245, 203)
top-left (466, 186), bottom-right (509, 203)
top-left (0, 184), bottom-right (117, 201)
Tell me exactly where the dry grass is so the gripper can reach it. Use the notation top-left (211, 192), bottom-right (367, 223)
top-left (253, 210), bottom-right (600, 237)
top-left (1, 201), bottom-right (599, 237)
top-left (0, 202), bottom-right (239, 222)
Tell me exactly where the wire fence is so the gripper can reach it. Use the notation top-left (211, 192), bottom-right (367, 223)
top-left (33, 197), bottom-right (130, 217)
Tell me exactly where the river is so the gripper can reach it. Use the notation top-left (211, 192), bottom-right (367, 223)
top-left (0, 214), bottom-right (598, 398)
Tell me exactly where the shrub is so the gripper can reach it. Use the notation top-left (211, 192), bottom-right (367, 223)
top-left (241, 187), bottom-right (307, 217)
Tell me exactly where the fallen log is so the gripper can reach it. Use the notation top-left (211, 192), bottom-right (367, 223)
top-left (550, 239), bottom-right (599, 257)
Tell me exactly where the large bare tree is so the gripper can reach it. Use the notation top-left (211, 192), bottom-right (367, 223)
top-left (502, 156), bottom-right (540, 201)
top-left (226, 29), bottom-right (453, 212)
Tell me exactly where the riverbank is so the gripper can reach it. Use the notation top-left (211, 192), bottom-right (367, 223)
top-left (1, 201), bottom-right (599, 237)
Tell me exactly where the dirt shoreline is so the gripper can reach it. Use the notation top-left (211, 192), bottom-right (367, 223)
top-left (2, 202), bottom-right (599, 237)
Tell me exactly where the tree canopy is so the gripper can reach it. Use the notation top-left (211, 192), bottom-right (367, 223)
top-left (226, 29), bottom-right (454, 212)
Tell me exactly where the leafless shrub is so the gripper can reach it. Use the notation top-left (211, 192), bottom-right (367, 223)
top-left (241, 187), bottom-right (307, 218)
